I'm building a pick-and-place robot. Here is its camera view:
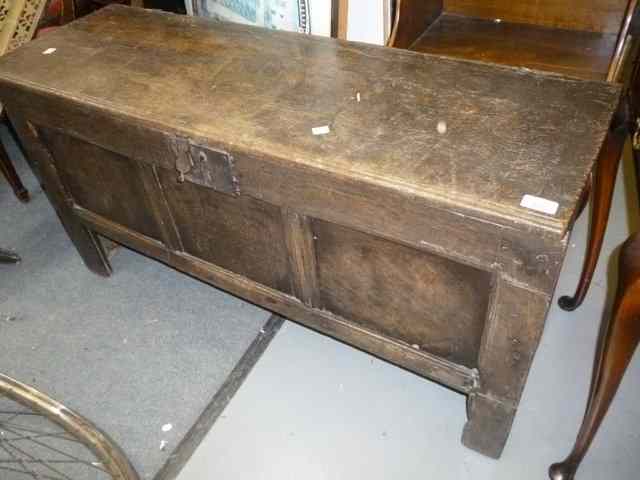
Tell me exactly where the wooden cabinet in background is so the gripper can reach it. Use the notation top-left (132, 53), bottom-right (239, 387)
top-left (389, 0), bottom-right (638, 82)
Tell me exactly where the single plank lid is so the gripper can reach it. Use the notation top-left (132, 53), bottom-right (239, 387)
top-left (0, 6), bottom-right (620, 236)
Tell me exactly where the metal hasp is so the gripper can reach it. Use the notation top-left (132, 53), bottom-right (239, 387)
top-left (175, 142), bottom-right (239, 196)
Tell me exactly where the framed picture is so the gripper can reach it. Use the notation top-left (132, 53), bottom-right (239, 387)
top-left (188, 0), bottom-right (311, 33)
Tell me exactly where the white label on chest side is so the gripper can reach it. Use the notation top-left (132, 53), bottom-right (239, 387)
top-left (520, 194), bottom-right (559, 215)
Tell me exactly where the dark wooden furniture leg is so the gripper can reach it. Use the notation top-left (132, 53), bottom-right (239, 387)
top-left (574, 176), bottom-right (592, 222)
top-left (558, 113), bottom-right (628, 312)
top-left (0, 134), bottom-right (29, 203)
top-left (462, 279), bottom-right (550, 458)
top-left (549, 231), bottom-right (640, 480)
top-left (0, 247), bottom-right (20, 263)
top-left (633, 147), bottom-right (640, 207)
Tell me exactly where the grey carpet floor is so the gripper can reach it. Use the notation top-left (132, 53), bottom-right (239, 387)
top-left (0, 126), bottom-right (271, 479)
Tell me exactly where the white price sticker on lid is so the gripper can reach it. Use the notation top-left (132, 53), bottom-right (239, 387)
top-left (312, 125), bottom-right (330, 135)
top-left (520, 194), bottom-right (559, 215)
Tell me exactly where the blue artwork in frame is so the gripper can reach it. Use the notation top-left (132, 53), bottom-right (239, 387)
top-left (199, 0), bottom-right (311, 33)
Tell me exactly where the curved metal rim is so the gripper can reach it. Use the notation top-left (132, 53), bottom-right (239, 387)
top-left (0, 373), bottom-right (140, 480)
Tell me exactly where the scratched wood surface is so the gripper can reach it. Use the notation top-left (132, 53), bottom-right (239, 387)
top-left (0, 5), bottom-right (620, 237)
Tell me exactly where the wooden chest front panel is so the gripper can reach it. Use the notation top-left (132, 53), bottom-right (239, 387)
top-left (40, 128), bottom-right (162, 241)
top-left (34, 122), bottom-right (493, 369)
top-left (36, 127), bottom-right (293, 295)
top-left (312, 219), bottom-right (492, 368)
top-left (156, 169), bottom-right (292, 294)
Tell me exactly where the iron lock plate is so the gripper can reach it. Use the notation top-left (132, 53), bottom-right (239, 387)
top-left (174, 141), bottom-right (239, 196)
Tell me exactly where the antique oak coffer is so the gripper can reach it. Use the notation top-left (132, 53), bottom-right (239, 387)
top-left (0, 5), bottom-right (621, 458)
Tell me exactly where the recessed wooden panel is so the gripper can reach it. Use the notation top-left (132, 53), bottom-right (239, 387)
top-left (444, 0), bottom-right (628, 33)
top-left (312, 220), bottom-right (492, 367)
top-left (39, 128), bottom-right (162, 241)
top-left (158, 168), bottom-right (292, 294)
top-left (412, 14), bottom-right (617, 80)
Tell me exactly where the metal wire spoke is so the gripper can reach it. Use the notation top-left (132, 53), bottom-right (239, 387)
top-left (0, 374), bottom-right (139, 480)
top-left (0, 441), bottom-right (39, 479)
top-left (1, 431), bottom-right (82, 445)
top-left (0, 424), bottom-right (108, 475)
top-left (0, 460), bottom-right (105, 465)
top-left (0, 394), bottom-right (40, 427)
top-left (0, 422), bottom-right (79, 443)
top-left (0, 411), bottom-right (42, 426)
top-left (0, 411), bottom-right (43, 419)
top-left (0, 465), bottom-right (62, 480)
top-left (0, 401), bottom-right (108, 479)
top-left (2, 439), bottom-right (73, 480)
top-left (0, 424), bottom-right (89, 460)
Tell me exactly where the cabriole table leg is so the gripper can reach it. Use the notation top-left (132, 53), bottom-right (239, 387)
top-left (558, 115), bottom-right (627, 312)
top-left (550, 232), bottom-right (640, 479)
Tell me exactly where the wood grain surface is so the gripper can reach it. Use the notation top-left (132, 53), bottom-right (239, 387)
top-left (0, 5), bottom-right (620, 237)
top-left (312, 219), bottom-right (492, 367)
top-left (41, 127), bottom-right (163, 241)
top-left (411, 14), bottom-right (618, 80)
top-left (444, 0), bottom-right (629, 33)
top-left (387, 0), bottom-right (442, 48)
top-left (157, 167), bottom-right (293, 294)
